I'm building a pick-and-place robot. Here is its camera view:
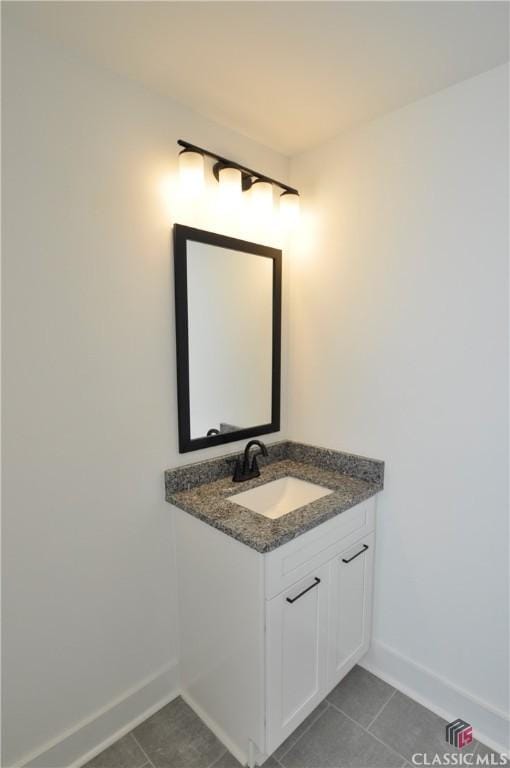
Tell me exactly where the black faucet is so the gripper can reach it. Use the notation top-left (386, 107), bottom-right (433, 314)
top-left (232, 440), bottom-right (269, 483)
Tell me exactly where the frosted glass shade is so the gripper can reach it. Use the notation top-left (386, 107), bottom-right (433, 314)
top-left (250, 180), bottom-right (273, 218)
top-left (179, 149), bottom-right (204, 195)
top-left (218, 166), bottom-right (242, 202)
top-left (280, 191), bottom-right (300, 226)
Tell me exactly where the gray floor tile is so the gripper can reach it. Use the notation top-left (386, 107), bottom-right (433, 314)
top-left (210, 750), bottom-right (280, 768)
top-left (84, 673), bottom-right (494, 768)
top-left (369, 692), bottom-right (478, 763)
top-left (209, 751), bottom-right (240, 768)
top-left (83, 734), bottom-right (147, 768)
top-left (327, 666), bottom-right (395, 728)
top-left (279, 705), bottom-right (404, 768)
top-left (133, 697), bottom-right (225, 768)
top-left (273, 701), bottom-right (329, 761)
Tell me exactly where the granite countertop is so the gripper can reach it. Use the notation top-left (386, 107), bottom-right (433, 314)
top-left (165, 441), bottom-right (384, 553)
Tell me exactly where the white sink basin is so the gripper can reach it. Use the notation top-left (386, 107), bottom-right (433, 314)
top-left (228, 476), bottom-right (333, 519)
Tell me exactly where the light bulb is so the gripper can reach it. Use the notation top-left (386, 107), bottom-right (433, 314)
top-left (280, 191), bottom-right (300, 228)
top-left (250, 180), bottom-right (274, 219)
top-left (179, 149), bottom-right (204, 195)
top-left (218, 166), bottom-right (242, 204)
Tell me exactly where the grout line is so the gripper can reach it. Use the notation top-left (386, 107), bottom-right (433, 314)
top-left (130, 732), bottom-right (157, 768)
top-left (327, 699), bottom-right (409, 765)
top-left (366, 688), bottom-right (397, 730)
top-left (275, 702), bottom-right (330, 764)
top-left (207, 748), bottom-right (229, 768)
top-left (328, 698), bottom-right (481, 766)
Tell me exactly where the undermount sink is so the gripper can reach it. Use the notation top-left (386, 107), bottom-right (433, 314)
top-left (227, 476), bottom-right (333, 520)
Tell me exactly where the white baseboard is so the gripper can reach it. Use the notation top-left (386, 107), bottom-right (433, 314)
top-left (180, 690), bottom-right (248, 766)
top-left (17, 661), bottom-right (179, 768)
top-left (12, 644), bottom-right (509, 767)
top-left (360, 641), bottom-right (510, 756)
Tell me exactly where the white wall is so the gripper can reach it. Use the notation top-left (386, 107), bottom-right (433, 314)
top-left (1, 16), bottom-right (288, 767)
top-left (289, 65), bottom-right (509, 747)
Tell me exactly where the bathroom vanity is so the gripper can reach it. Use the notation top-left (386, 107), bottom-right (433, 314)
top-left (165, 441), bottom-right (384, 766)
top-left (168, 226), bottom-right (384, 764)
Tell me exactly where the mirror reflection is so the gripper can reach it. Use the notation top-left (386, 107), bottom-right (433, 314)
top-left (174, 226), bottom-right (281, 453)
top-left (187, 241), bottom-right (273, 439)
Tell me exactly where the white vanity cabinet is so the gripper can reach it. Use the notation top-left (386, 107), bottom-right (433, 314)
top-left (173, 494), bottom-right (377, 766)
top-left (266, 564), bottom-right (330, 751)
top-left (264, 513), bottom-right (375, 754)
top-left (328, 532), bottom-right (375, 686)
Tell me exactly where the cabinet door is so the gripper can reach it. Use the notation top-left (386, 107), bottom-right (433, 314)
top-left (328, 532), bottom-right (375, 689)
top-left (266, 562), bottom-right (329, 754)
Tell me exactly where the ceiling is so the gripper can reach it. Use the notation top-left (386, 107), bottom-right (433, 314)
top-left (6, 1), bottom-right (509, 155)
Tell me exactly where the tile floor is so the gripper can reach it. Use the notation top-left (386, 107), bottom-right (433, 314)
top-left (84, 666), bottom-right (500, 768)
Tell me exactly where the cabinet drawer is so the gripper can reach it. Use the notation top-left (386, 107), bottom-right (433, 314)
top-left (264, 497), bottom-right (376, 599)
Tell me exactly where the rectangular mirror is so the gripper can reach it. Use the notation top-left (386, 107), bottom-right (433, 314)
top-left (173, 225), bottom-right (281, 453)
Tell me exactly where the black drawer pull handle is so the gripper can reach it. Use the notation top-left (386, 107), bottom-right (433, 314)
top-left (286, 577), bottom-right (321, 604)
top-left (342, 544), bottom-right (369, 564)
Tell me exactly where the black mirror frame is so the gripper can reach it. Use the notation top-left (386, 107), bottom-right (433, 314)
top-left (173, 224), bottom-right (282, 453)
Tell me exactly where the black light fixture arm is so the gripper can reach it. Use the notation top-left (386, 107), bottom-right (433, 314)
top-left (177, 139), bottom-right (299, 195)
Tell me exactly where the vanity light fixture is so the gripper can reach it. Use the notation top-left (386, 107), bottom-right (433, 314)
top-left (177, 139), bottom-right (300, 225)
top-left (178, 147), bottom-right (205, 195)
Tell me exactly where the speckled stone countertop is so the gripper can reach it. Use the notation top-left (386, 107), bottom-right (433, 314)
top-left (165, 441), bottom-right (384, 553)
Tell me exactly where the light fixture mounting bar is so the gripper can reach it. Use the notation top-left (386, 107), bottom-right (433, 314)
top-left (177, 139), bottom-right (299, 195)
